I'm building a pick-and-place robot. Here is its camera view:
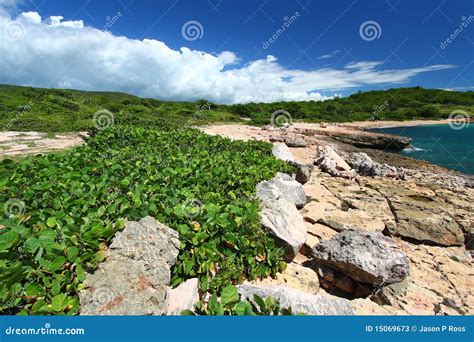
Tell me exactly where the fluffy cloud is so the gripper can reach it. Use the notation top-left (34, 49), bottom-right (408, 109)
top-left (0, 7), bottom-right (454, 104)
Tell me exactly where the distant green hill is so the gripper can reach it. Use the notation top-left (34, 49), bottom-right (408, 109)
top-left (0, 84), bottom-right (472, 131)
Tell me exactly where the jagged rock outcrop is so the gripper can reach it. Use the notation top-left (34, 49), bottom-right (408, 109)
top-left (315, 145), bottom-right (356, 178)
top-left (346, 152), bottom-right (403, 178)
top-left (237, 284), bottom-right (355, 315)
top-left (311, 230), bottom-right (410, 286)
top-left (79, 216), bottom-right (180, 315)
top-left (272, 143), bottom-right (294, 162)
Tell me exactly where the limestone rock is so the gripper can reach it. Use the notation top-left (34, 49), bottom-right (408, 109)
top-left (237, 284), bottom-right (355, 315)
top-left (272, 143), bottom-right (294, 162)
top-left (306, 222), bottom-right (338, 241)
top-left (165, 278), bottom-right (199, 315)
top-left (311, 230), bottom-right (410, 286)
top-left (315, 145), bottom-right (355, 178)
top-left (257, 172), bottom-right (306, 209)
top-left (80, 216), bottom-right (180, 315)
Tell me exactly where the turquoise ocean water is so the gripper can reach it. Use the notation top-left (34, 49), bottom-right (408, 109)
top-left (372, 124), bottom-right (474, 175)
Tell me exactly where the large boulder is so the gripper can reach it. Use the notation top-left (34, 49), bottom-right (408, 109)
top-left (311, 230), bottom-right (410, 286)
top-left (237, 284), bottom-right (355, 315)
top-left (272, 143), bottom-right (294, 162)
top-left (259, 198), bottom-right (307, 261)
top-left (257, 173), bottom-right (306, 209)
top-left (79, 216), bottom-right (180, 315)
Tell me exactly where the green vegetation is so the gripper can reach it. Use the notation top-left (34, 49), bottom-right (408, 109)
top-left (224, 87), bottom-right (474, 125)
top-left (182, 285), bottom-right (292, 316)
top-left (0, 125), bottom-right (291, 315)
top-left (0, 84), bottom-right (472, 132)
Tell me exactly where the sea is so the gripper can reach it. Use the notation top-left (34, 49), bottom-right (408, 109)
top-left (371, 124), bottom-right (474, 175)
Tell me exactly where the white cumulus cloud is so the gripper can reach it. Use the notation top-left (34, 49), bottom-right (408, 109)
top-left (0, 6), bottom-right (455, 104)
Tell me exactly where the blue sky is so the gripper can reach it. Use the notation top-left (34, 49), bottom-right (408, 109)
top-left (0, 0), bottom-right (472, 103)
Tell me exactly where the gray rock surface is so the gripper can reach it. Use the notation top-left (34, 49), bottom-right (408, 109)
top-left (79, 216), bottom-right (180, 315)
top-left (257, 172), bottom-right (306, 209)
top-left (237, 284), bottom-right (355, 315)
top-left (272, 143), bottom-right (294, 162)
top-left (311, 230), bottom-right (410, 286)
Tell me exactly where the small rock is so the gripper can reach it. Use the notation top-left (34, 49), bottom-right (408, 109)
top-left (272, 143), bottom-right (294, 162)
top-left (165, 278), bottom-right (199, 315)
top-left (257, 173), bottom-right (307, 209)
top-left (289, 160), bottom-right (314, 184)
top-left (315, 145), bottom-right (355, 178)
top-left (237, 284), bottom-right (354, 315)
top-left (311, 230), bottom-right (410, 286)
top-left (284, 135), bottom-right (307, 147)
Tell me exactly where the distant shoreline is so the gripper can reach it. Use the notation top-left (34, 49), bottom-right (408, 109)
top-left (339, 119), bottom-right (456, 129)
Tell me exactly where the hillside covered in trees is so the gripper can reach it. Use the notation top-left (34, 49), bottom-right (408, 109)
top-left (0, 84), bottom-right (472, 131)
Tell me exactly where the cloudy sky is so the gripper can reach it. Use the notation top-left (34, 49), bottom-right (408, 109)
top-left (0, 0), bottom-right (472, 103)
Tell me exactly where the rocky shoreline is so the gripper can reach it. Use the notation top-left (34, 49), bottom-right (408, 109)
top-left (77, 122), bottom-right (472, 316)
top-left (199, 123), bottom-right (473, 315)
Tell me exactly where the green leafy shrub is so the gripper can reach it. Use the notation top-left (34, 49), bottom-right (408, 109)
top-left (182, 285), bottom-right (293, 316)
top-left (0, 126), bottom-right (290, 315)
